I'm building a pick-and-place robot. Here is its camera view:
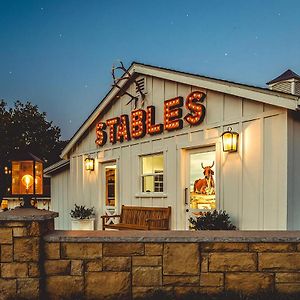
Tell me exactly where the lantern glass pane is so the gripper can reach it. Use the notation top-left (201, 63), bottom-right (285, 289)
top-left (35, 162), bottom-right (43, 195)
top-left (85, 159), bottom-right (94, 171)
top-left (222, 132), bottom-right (233, 152)
top-left (12, 161), bottom-right (34, 195)
top-left (231, 133), bottom-right (238, 151)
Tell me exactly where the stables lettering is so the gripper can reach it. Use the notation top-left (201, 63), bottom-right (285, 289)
top-left (95, 91), bottom-right (206, 146)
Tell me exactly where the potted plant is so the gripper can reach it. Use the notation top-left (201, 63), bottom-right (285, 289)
top-left (189, 210), bottom-right (236, 230)
top-left (70, 204), bottom-right (95, 230)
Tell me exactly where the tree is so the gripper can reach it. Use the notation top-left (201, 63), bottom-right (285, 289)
top-left (0, 100), bottom-right (66, 206)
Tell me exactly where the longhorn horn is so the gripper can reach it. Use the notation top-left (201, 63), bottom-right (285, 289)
top-left (210, 161), bottom-right (215, 168)
top-left (201, 163), bottom-right (205, 169)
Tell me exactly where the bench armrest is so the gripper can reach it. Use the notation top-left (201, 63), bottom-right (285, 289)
top-left (101, 215), bottom-right (121, 219)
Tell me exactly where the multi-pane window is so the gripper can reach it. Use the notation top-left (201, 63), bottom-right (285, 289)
top-left (141, 154), bottom-right (164, 193)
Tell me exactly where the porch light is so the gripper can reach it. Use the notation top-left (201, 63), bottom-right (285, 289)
top-left (221, 127), bottom-right (239, 152)
top-left (10, 152), bottom-right (44, 208)
top-left (85, 157), bottom-right (95, 171)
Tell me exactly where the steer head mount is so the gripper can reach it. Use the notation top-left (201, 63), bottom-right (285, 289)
top-left (112, 61), bottom-right (146, 109)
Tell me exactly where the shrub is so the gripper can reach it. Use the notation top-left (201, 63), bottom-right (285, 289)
top-left (70, 204), bottom-right (95, 220)
top-left (189, 210), bottom-right (236, 230)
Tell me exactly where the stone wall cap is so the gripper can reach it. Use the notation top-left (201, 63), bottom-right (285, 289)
top-left (44, 230), bottom-right (300, 243)
top-left (0, 208), bottom-right (59, 221)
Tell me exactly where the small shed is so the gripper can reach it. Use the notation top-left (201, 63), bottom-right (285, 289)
top-left (45, 63), bottom-right (300, 230)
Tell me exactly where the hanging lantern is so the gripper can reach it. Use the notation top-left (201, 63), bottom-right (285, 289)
top-left (10, 151), bottom-right (44, 208)
top-left (85, 157), bottom-right (95, 171)
top-left (221, 127), bottom-right (239, 152)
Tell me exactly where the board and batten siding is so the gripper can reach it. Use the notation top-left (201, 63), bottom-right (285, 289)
top-left (287, 111), bottom-right (300, 230)
top-left (52, 75), bottom-right (288, 230)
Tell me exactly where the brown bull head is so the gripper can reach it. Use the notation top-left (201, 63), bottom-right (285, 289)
top-left (201, 162), bottom-right (215, 179)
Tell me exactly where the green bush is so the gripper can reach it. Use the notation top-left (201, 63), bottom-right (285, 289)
top-left (70, 204), bottom-right (95, 220)
top-left (189, 210), bottom-right (236, 230)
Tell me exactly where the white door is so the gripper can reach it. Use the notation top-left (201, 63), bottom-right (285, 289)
top-left (185, 147), bottom-right (217, 229)
top-left (101, 162), bottom-right (118, 227)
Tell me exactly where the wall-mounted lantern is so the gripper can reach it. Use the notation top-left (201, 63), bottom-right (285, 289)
top-left (10, 152), bottom-right (43, 208)
top-left (85, 157), bottom-right (95, 171)
top-left (221, 127), bottom-right (239, 152)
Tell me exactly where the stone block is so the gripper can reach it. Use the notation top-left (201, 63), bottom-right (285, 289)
top-left (0, 279), bottom-right (17, 299)
top-left (17, 278), bottom-right (39, 299)
top-left (276, 283), bottom-right (300, 294)
top-left (249, 243), bottom-right (296, 252)
top-left (71, 260), bottom-right (83, 276)
top-left (103, 243), bottom-right (144, 256)
top-left (132, 287), bottom-right (173, 300)
top-left (44, 260), bottom-right (70, 275)
top-left (28, 262), bottom-right (40, 277)
top-left (1, 262), bottom-right (28, 278)
top-left (14, 238), bottom-right (39, 262)
top-left (46, 276), bottom-right (84, 299)
top-left (61, 242), bottom-right (102, 259)
top-left (103, 257), bottom-right (130, 271)
top-left (132, 256), bottom-right (162, 266)
top-left (163, 243), bottom-right (199, 275)
top-left (199, 286), bottom-right (224, 294)
top-left (28, 221), bottom-right (41, 237)
top-left (85, 259), bottom-right (103, 272)
top-left (145, 243), bottom-right (163, 255)
top-left (163, 275), bottom-right (199, 286)
top-left (225, 273), bottom-right (274, 294)
top-left (44, 242), bottom-right (60, 259)
top-left (132, 266), bottom-right (162, 286)
top-left (200, 273), bottom-right (224, 287)
top-left (174, 286), bottom-right (200, 296)
top-left (259, 253), bottom-right (300, 271)
top-left (0, 228), bottom-right (12, 244)
top-left (1, 244), bottom-right (13, 262)
top-left (276, 273), bottom-right (300, 283)
top-left (13, 227), bottom-right (28, 237)
top-left (201, 242), bottom-right (248, 252)
top-left (200, 254), bottom-right (208, 272)
top-left (209, 252), bottom-right (257, 272)
top-left (86, 272), bottom-right (130, 299)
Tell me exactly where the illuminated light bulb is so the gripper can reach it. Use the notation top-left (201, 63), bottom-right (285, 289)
top-left (21, 174), bottom-right (34, 191)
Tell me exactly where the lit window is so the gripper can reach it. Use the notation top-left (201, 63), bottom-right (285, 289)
top-left (141, 154), bottom-right (164, 193)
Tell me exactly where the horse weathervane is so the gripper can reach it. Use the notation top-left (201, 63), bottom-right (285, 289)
top-left (111, 61), bottom-right (146, 109)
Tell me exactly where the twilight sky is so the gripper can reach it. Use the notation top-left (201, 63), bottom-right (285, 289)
top-left (0, 0), bottom-right (299, 140)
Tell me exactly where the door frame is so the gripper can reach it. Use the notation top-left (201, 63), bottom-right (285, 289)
top-left (179, 143), bottom-right (220, 229)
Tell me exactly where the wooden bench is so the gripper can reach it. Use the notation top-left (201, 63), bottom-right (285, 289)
top-left (101, 205), bottom-right (171, 230)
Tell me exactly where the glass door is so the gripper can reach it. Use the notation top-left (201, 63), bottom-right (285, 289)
top-left (185, 148), bottom-right (216, 229)
top-left (102, 162), bottom-right (118, 227)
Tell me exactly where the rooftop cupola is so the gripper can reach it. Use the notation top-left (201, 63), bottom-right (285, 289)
top-left (267, 69), bottom-right (300, 96)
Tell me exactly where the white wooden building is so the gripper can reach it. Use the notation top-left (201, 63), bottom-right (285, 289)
top-left (44, 64), bottom-right (300, 230)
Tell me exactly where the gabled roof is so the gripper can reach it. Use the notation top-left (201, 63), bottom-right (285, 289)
top-left (61, 62), bottom-right (300, 159)
top-left (267, 69), bottom-right (300, 85)
top-left (44, 159), bottom-right (70, 176)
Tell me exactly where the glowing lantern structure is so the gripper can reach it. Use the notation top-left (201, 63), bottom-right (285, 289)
top-left (85, 157), bottom-right (95, 171)
top-left (10, 152), bottom-right (44, 208)
top-left (221, 127), bottom-right (239, 152)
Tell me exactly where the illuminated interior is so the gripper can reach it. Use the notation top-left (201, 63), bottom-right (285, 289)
top-left (189, 151), bottom-right (216, 210)
top-left (11, 161), bottom-right (43, 195)
top-left (142, 154), bottom-right (164, 193)
top-left (105, 165), bottom-right (116, 207)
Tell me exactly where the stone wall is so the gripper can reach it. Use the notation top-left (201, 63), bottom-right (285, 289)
top-left (1, 210), bottom-right (300, 300)
top-left (42, 238), bottom-right (300, 299)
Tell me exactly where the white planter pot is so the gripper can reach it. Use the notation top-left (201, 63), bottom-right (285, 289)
top-left (71, 218), bottom-right (95, 230)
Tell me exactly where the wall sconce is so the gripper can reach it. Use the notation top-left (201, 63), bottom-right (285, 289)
top-left (221, 127), bottom-right (239, 152)
top-left (85, 157), bottom-right (95, 171)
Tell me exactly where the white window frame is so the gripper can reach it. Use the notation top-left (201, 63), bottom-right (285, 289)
top-left (139, 152), bottom-right (165, 197)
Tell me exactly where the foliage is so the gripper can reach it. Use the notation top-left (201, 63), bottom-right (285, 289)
top-left (189, 210), bottom-right (237, 230)
top-left (70, 204), bottom-right (95, 220)
top-left (0, 100), bottom-right (66, 203)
